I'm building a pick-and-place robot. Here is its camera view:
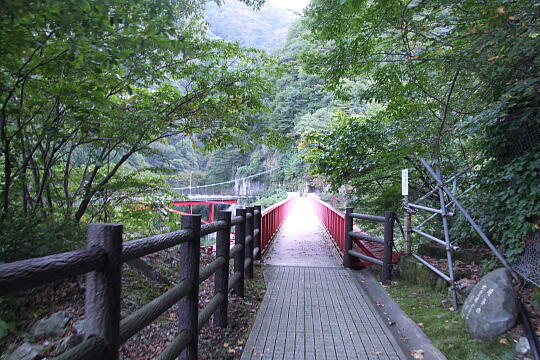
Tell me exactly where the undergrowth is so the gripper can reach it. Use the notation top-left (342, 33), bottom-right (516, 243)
top-left (386, 281), bottom-right (517, 360)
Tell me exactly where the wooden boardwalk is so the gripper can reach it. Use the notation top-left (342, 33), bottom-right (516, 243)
top-left (241, 200), bottom-right (407, 359)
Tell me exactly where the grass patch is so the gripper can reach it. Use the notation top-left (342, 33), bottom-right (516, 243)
top-left (386, 280), bottom-right (516, 360)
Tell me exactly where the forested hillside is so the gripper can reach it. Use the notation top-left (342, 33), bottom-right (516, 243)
top-left (205, 0), bottom-right (296, 52)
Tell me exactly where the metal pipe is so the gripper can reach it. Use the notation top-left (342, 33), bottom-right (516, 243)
top-left (416, 165), bottom-right (473, 203)
top-left (420, 158), bottom-right (518, 280)
top-left (412, 228), bottom-right (447, 247)
top-left (435, 163), bottom-right (458, 309)
top-left (412, 254), bottom-right (451, 283)
top-left (416, 185), bottom-right (476, 230)
top-left (408, 202), bottom-right (454, 216)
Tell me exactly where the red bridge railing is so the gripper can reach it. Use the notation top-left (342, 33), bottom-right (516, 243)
top-left (310, 196), bottom-right (346, 256)
top-left (260, 196), bottom-right (297, 254)
top-left (309, 195), bottom-right (399, 272)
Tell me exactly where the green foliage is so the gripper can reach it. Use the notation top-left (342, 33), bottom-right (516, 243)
top-left (0, 213), bottom-right (85, 262)
top-left (0, 318), bottom-right (12, 340)
top-left (0, 0), bottom-right (277, 258)
top-left (300, 111), bottom-right (418, 215)
top-left (256, 189), bottom-right (288, 209)
top-left (300, 0), bottom-right (540, 258)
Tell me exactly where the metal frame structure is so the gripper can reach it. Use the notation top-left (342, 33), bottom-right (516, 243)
top-left (405, 159), bottom-right (523, 307)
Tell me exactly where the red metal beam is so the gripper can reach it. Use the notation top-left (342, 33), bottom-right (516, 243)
top-left (167, 208), bottom-right (211, 224)
top-left (172, 200), bottom-right (237, 206)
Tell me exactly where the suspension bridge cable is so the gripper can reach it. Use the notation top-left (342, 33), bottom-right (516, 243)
top-left (171, 166), bottom-right (284, 191)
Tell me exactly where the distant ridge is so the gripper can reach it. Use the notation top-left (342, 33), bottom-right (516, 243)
top-left (204, 0), bottom-right (297, 53)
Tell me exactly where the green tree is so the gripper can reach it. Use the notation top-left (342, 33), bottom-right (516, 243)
top-left (0, 0), bottom-right (274, 260)
top-left (301, 0), bottom-right (540, 257)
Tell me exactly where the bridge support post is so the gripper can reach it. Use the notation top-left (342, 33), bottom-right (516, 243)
top-left (382, 212), bottom-right (395, 285)
top-left (344, 208), bottom-right (353, 268)
top-left (178, 215), bottom-right (201, 360)
top-left (245, 206), bottom-right (254, 279)
top-left (234, 208), bottom-right (246, 297)
top-left (214, 211), bottom-right (231, 328)
top-left (254, 205), bottom-right (262, 260)
top-left (84, 223), bottom-right (123, 360)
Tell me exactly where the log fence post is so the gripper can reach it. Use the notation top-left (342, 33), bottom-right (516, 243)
top-left (254, 205), bottom-right (261, 260)
top-left (214, 211), bottom-right (231, 328)
top-left (178, 215), bottom-right (201, 360)
top-left (382, 211), bottom-right (395, 285)
top-left (84, 223), bottom-right (123, 360)
top-left (234, 208), bottom-right (246, 297)
top-left (245, 206), bottom-right (254, 279)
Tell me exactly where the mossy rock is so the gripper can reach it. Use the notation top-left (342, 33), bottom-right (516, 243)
top-left (395, 256), bottom-right (447, 291)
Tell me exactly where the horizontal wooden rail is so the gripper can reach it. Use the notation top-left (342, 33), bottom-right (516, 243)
top-left (156, 330), bottom-right (191, 360)
top-left (56, 336), bottom-right (107, 360)
top-left (345, 208), bottom-right (396, 285)
top-left (199, 257), bottom-right (226, 284)
top-left (0, 202), bottom-right (265, 360)
top-left (0, 247), bottom-right (107, 295)
top-left (348, 231), bottom-right (385, 245)
top-left (228, 271), bottom-right (241, 291)
top-left (198, 293), bottom-right (225, 331)
top-left (119, 280), bottom-right (192, 342)
top-left (229, 243), bottom-right (243, 257)
top-left (350, 212), bottom-right (385, 223)
top-left (122, 229), bottom-right (194, 262)
top-left (231, 215), bottom-right (244, 225)
top-left (348, 250), bottom-right (383, 267)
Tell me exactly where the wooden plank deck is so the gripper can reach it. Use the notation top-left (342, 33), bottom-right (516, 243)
top-left (241, 199), bottom-right (407, 359)
top-left (241, 266), bottom-right (406, 359)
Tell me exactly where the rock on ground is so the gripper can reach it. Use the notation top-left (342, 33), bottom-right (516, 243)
top-left (31, 310), bottom-right (71, 338)
top-left (461, 268), bottom-right (518, 340)
top-left (54, 334), bottom-right (84, 355)
top-left (8, 343), bottom-right (43, 360)
top-left (515, 336), bottom-right (531, 355)
top-left (72, 318), bottom-right (85, 334)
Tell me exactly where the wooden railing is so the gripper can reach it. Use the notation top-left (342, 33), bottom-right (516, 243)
top-left (344, 208), bottom-right (395, 285)
top-left (309, 196), bottom-right (397, 284)
top-left (0, 206), bottom-right (263, 360)
top-left (260, 196), bottom-right (297, 255)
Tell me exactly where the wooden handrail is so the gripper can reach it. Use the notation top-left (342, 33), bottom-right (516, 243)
top-left (0, 204), bottom-right (264, 360)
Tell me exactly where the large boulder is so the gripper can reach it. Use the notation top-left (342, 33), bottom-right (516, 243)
top-left (461, 268), bottom-right (518, 340)
top-left (31, 310), bottom-right (71, 338)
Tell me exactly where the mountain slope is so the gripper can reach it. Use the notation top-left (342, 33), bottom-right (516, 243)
top-left (205, 0), bottom-right (296, 53)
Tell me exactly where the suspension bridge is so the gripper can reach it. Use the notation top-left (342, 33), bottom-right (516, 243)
top-left (169, 166), bottom-right (286, 223)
